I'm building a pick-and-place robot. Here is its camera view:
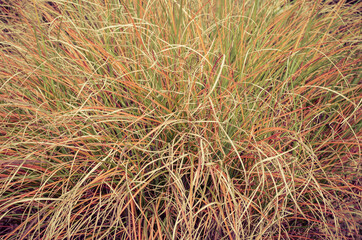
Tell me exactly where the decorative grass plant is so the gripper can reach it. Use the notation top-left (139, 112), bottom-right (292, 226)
top-left (0, 0), bottom-right (361, 239)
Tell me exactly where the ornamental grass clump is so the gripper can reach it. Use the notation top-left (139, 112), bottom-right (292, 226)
top-left (0, 0), bottom-right (361, 239)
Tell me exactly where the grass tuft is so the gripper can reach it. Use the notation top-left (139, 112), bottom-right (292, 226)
top-left (0, 0), bottom-right (361, 239)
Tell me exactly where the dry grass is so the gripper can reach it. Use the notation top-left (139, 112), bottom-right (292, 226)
top-left (0, 0), bottom-right (361, 239)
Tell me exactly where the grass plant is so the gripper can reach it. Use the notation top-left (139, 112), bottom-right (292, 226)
top-left (0, 0), bottom-right (361, 239)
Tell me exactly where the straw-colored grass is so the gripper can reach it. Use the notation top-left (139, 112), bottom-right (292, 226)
top-left (0, 0), bottom-right (361, 239)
